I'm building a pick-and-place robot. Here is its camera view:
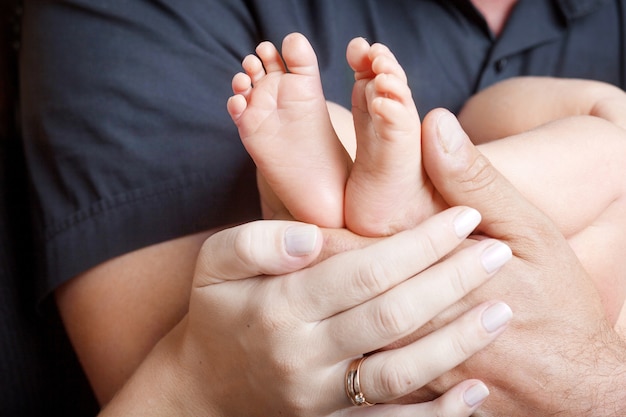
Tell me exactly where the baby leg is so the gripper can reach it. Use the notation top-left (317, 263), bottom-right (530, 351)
top-left (227, 33), bottom-right (350, 227)
top-left (459, 77), bottom-right (626, 328)
top-left (344, 38), bottom-right (445, 236)
top-left (477, 116), bottom-right (626, 328)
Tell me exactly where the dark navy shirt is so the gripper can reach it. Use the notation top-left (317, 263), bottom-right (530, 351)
top-left (11, 0), bottom-right (626, 413)
top-left (20, 0), bottom-right (626, 300)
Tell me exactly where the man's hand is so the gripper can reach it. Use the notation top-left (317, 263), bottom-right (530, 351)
top-left (396, 109), bottom-right (626, 416)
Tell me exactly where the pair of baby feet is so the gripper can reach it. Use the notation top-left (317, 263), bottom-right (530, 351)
top-left (227, 32), bottom-right (444, 237)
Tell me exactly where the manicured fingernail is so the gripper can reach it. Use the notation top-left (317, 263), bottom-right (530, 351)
top-left (437, 111), bottom-right (465, 154)
top-left (482, 302), bottom-right (513, 333)
top-left (453, 208), bottom-right (481, 238)
top-left (284, 225), bottom-right (318, 256)
top-left (480, 241), bottom-right (512, 273)
top-left (464, 382), bottom-right (490, 407)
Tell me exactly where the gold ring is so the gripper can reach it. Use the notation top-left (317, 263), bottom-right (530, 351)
top-left (345, 356), bottom-right (375, 407)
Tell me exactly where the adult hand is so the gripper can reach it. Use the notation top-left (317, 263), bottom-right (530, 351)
top-left (137, 208), bottom-right (512, 417)
top-left (397, 108), bottom-right (626, 416)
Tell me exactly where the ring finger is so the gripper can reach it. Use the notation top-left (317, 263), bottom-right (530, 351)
top-left (350, 300), bottom-right (511, 405)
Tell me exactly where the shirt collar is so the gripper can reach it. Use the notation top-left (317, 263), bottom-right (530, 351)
top-left (556, 0), bottom-right (611, 19)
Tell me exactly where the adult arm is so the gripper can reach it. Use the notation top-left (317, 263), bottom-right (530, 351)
top-left (55, 230), bottom-right (214, 404)
top-left (21, 0), bottom-right (259, 404)
top-left (408, 109), bottom-right (626, 416)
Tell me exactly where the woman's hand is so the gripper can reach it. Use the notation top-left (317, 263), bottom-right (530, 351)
top-left (177, 206), bottom-right (511, 416)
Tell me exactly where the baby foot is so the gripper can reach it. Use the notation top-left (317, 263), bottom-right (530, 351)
top-left (227, 33), bottom-right (350, 227)
top-left (344, 38), bottom-right (444, 236)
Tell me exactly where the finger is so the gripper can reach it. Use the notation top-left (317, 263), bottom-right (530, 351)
top-left (421, 109), bottom-right (561, 252)
top-left (340, 380), bottom-right (489, 417)
top-left (356, 301), bottom-right (511, 404)
top-left (288, 206), bottom-right (482, 321)
top-left (194, 220), bottom-right (322, 286)
top-left (321, 239), bottom-right (511, 357)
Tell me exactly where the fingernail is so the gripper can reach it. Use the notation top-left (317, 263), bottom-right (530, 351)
top-left (453, 208), bottom-right (481, 238)
top-left (285, 225), bottom-right (318, 256)
top-left (480, 241), bottom-right (512, 273)
top-left (464, 382), bottom-right (490, 407)
top-left (437, 111), bottom-right (465, 154)
top-left (482, 302), bottom-right (513, 333)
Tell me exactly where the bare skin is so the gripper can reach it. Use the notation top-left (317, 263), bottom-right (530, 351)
top-left (228, 33), bottom-right (445, 237)
top-left (344, 37), bottom-right (445, 236)
top-left (471, 0), bottom-right (518, 36)
top-left (52, 1), bottom-right (625, 413)
top-left (227, 34), bottom-right (350, 228)
top-left (228, 34), bottom-right (626, 330)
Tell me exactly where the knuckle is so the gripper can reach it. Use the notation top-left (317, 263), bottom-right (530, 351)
top-left (415, 233), bottom-right (446, 265)
top-left (233, 224), bottom-right (259, 266)
top-left (266, 358), bottom-right (314, 414)
top-left (445, 317), bottom-right (482, 360)
top-left (254, 300), bottom-right (291, 334)
top-left (373, 298), bottom-right (414, 338)
top-left (354, 259), bottom-right (390, 297)
top-left (195, 238), bottom-right (215, 274)
top-left (445, 262), bottom-right (474, 298)
top-left (460, 153), bottom-right (499, 192)
top-left (448, 330), bottom-right (475, 359)
top-left (378, 360), bottom-right (416, 398)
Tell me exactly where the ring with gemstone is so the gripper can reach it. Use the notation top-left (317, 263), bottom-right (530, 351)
top-left (345, 356), bottom-right (375, 407)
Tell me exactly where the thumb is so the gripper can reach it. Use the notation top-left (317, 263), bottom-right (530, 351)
top-left (194, 220), bottom-right (322, 286)
top-left (421, 108), bottom-right (560, 250)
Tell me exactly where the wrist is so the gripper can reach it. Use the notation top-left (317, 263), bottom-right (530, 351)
top-left (588, 333), bottom-right (626, 417)
top-left (535, 324), bottom-right (626, 417)
top-left (473, 322), bottom-right (626, 417)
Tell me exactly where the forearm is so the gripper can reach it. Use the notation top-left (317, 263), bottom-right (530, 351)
top-left (589, 333), bottom-right (626, 417)
top-left (99, 319), bottom-right (219, 417)
top-left (552, 329), bottom-right (626, 417)
top-left (56, 230), bottom-right (215, 404)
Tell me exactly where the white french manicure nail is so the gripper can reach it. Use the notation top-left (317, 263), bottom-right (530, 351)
top-left (284, 225), bottom-right (318, 256)
top-left (453, 208), bottom-right (481, 238)
top-left (464, 382), bottom-right (490, 407)
top-left (480, 241), bottom-right (512, 273)
top-left (482, 302), bottom-right (513, 333)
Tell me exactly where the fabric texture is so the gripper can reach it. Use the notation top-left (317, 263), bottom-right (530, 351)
top-left (2, 0), bottom-right (98, 414)
top-left (20, 0), bottom-right (626, 302)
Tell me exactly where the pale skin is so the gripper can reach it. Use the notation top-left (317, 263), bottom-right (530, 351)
top-left (94, 109), bottom-right (626, 416)
top-left (56, 100), bottom-right (626, 416)
top-left (57, 30), bottom-right (515, 414)
top-left (53, 32), bottom-right (510, 414)
top-left (412, 114), bottom-right (626, 416)
top-left (53, 2), bottom-right (626, 415)
top-left (227, 33), bottom-right (626, 330)
top-left (227, 34), bottom-right (443, 236)
top-left (95, 212), bottom-right (514, 417)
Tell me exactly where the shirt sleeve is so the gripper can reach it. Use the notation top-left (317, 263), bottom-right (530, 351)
top-left (20, 0), bottom-right (262, 300)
